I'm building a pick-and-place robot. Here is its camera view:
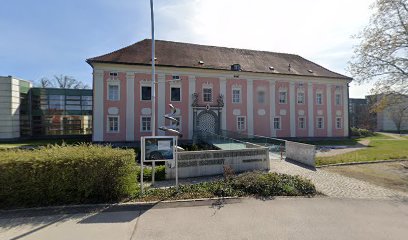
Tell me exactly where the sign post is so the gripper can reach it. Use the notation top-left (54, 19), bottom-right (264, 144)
top-left (140, 136), bottom-right (177, 194)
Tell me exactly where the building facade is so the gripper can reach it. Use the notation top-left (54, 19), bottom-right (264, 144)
top-left (0, 76), bottom-right (31, 139)
top-left (87, 39), bottom-right (352, 142)
top-left (0, 76), bottom-right (93, 139)
top-left (29, 88), bottom-right (93, 136)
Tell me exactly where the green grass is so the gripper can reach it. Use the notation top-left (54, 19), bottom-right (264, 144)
top-left (0, 139), bottom-right (90, 149)
top-left (316, 134), bottom-right (408, 166)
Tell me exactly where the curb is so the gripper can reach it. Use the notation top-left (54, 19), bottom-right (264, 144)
top-left (0, 197), bottom-right (244, 217)
top-left (317, 159), bottom-right (408, 168)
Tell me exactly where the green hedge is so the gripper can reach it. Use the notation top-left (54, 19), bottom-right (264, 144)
top-left (351, 127), bottom-right (375, 137)
top-left (0, 144), bottom-right (138, 209)
top-left (135, 165), bottom-right (166, 181)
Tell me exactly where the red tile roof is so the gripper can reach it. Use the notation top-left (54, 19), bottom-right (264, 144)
top-left (87, 39), bottom-right (352, 80)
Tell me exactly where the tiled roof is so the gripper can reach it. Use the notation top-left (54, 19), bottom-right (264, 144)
top-left (87, 39), bottom-right (352, 80)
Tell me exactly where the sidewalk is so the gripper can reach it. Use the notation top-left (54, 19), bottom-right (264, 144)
top-left (1, 198), bottom-right (407, 240)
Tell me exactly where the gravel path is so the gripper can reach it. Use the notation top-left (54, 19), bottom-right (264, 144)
top-left (270, 157), bottom-right (408, 200)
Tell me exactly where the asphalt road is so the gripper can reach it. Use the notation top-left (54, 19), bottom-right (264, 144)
top-left (1, 197), bottom-right (407, 240)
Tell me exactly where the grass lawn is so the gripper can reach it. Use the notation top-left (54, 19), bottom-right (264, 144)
top-left (316, 134), bottom-right (408, 166)
top-left (0, 139), bottom-right (90, 149)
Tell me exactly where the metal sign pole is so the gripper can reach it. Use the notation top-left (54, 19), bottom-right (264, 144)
top-left (150, 0), bottom-right (156, 188)
top-left (141, 137), bottom-right (144, 195)
top-left (175, 137), bottom-right (178, 190)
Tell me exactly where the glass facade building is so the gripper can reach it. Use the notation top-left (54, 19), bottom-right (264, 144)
top-left (27, 88), bottom-right (93, 136)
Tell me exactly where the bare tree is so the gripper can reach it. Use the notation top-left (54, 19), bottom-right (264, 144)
top-left (348, 0), bottom-right (408, 98)
top-left (385, 95), bottom-right (408, 134)
top-left (36, 75), bottom-right (89, 89)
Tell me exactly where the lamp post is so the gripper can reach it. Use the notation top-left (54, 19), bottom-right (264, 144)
top-left (150, 0), bottom-right (156, 184)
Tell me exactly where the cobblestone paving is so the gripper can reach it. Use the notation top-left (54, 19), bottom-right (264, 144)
top-left (270, 157), bottom-right (408, 200)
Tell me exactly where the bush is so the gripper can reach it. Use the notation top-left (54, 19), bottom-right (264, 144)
top-left (351, 127), bottom-right (375, 137)
top-left (135, 165), bottom-right (166, 181)
top-left (136, 171), bottom-right (316, 201)
top-left (229, 171), bottom-right (316, 197)
top-left (0, 144), bottom-right (138, 209)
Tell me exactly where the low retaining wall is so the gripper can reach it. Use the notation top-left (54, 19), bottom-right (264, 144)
top-left (166, 147), bottom-right (270, 179)
top-left (285, 141), bottom-right (316, 167)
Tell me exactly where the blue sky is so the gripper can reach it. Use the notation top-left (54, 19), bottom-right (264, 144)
top-left (1, 0), bottom-right (374, 97)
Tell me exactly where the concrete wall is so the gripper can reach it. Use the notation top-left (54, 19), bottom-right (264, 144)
top-left (285, 141), bottom-right (316, 167)
top-left (166, 147), bottom-right (270, 179)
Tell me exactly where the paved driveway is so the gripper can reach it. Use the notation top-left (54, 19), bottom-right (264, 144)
top-left (1, 198), bottom-right (407, 240)
top-left (270, 157), bottom-right (408, 200)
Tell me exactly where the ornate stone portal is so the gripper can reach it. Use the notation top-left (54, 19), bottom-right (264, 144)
top-left (192, 93), bottom-right (224, 138)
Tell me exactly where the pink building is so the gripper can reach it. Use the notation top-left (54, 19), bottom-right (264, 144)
top-left (87, 39), bottom-right (352, 142)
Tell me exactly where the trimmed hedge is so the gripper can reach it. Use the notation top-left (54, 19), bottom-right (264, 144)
top-left (351, 127), bottom-right (375, 137)
top-left (0, 144), bottom-right (138, 208)
top-left (136, 165), bottom-right (166, 181)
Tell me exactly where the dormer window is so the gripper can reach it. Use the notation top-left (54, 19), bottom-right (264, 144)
top-left (231, 64), bottom-right (241, 71)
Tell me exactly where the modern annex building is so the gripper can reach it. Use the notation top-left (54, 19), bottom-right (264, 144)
top-left (87, 39), bottom-right (352, 142)
top-left (0, 76), bottom-right (93, 140)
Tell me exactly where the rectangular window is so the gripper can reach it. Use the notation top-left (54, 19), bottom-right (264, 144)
top-left (172, 75), bottom-right (180, 80)
top-left (171, 87), bottom-right (181, 101)
top-left (298, 117), bottom-right (305, 129)
top-left (336, 117), bottom-right (342, 129)
top-left (297, 92), bottom-right (305, 104)
top-left (316, 93), bottom-right (323, 105)
top-left (273, 117), bottom-right (281, 129)
top-left (108, 116), bottom-right (119, 132)
top-left (257, 91), bottom-right (265, 104)
top-left (109, 72), bottom-right (118, 80)
top-left (141, 116), bottom-right (151, 132)
top-left (232, 89), bottom-right (241, 103)
top-left (317, 117), bottom-right (324, 129)
top-left (203, 88), bottom-right (212, 102)
top-left (335, 94), bottom-right (342, 105)
top-left (108, 85), bottom-right (119, 101)
top-left (279, 91), bottom-right (287, 104)
top-left (237, 116), bottom-right (246, 131)
top-left (141, 86), bottom-right (152, 100)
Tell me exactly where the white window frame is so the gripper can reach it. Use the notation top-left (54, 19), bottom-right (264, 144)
top-left (297, 91), bottom-right (305, 104)
top-left (257, 90), bottom-right (266, 104)
top-left (109, 72), bottom-right (118, 81)
top-left (232, 88), bottom-right (241, 103)
top-left (335, 93), bottom-right (342, 105)
top-left (316, 92), bottom-right (323, 105)
top-left (107, 115), bottom-right (119, 133)
top-left (279, 91), bottom-right (287, 104)
top-left (336, 117), bottom-right (342, 129)
top-left (316, 117), bottom-right (324, 129)
top-left (140, 116), bottom-right (152, 132)
top-left (203, 87), bottom-right (212, 102)
top-left (170, 86), bottom-right (182, 102)
top-left (107, 82), bottom-right (120, 101)
top-left (236, 116), bottom-right (246, 131)
top-left (298, 117), bottom-right (306, 129)
top-left (273, 116), bottom-right (281, 130)
top-left (141, 85), bottom-right (152, 101)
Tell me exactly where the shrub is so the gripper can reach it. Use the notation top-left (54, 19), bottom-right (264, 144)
top-left (229, 171), bottom-right (316, 197)
top-left (0, 144), bottom-right (138, 208)
top-left (351, 127), bottom-right (375, 137)
top-left (135, 165), bottom-right (166, 181)
top-left (135, 171), bottom-right (316, 201)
